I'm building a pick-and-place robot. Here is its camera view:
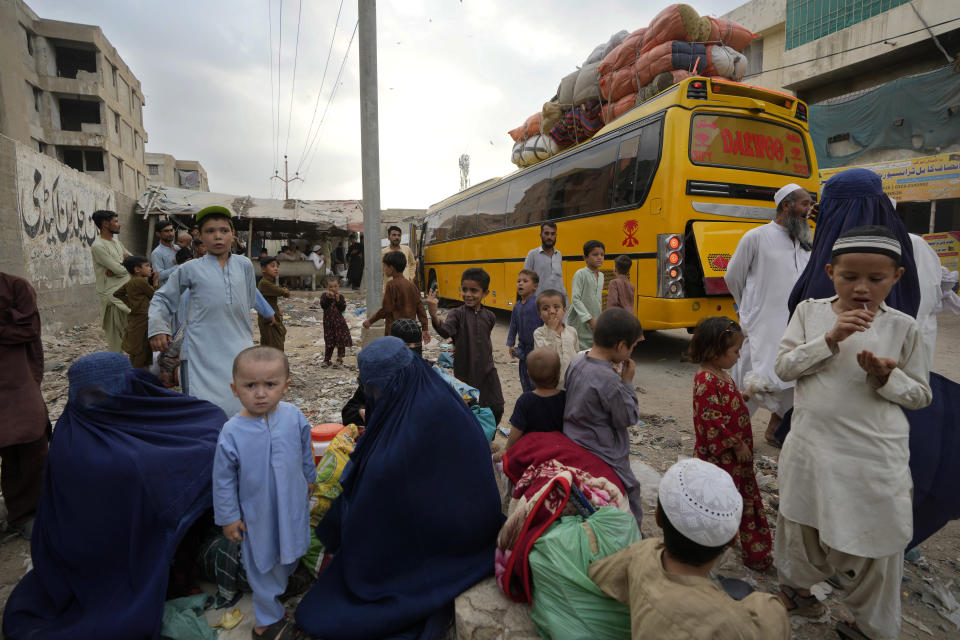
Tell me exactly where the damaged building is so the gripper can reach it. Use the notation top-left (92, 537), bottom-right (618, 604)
top-left (0, 0), bottom-right (149, 199)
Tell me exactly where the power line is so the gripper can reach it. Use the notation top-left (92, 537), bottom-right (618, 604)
top-left (268, 0), bottom-right (277, 196)
top-left (283, 0), bottom-right (303, 158)
top-left (744, 16), bottom-right (960, 79)
top-left (275, 0), bottom-right (284, 179)
top-left (293, 0), bottom-right (345, 175)
top-left (300, 20), bottom-right (359, 182)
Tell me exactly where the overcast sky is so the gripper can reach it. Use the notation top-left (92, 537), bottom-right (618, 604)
top-left (28, 0), bottom-right (746, 208)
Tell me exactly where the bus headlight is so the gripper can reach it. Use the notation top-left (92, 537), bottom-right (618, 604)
top-left (658, 234), bottom-right (684, 299)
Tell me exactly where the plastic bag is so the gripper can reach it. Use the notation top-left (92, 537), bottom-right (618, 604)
top-left (742, 371), bottom-right (781, 412)
top-left (528, 507), bottom-right (641, 640)
top-left (471, 405), bottom-right (497, 442)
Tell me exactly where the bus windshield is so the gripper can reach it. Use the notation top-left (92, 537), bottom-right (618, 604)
top-left (689, 113), bottom-right (811, 178)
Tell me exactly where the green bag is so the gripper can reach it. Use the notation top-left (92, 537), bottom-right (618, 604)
top-left (528, 507), bottom-right (640, 640)
top-left (471, 404), bottom-right (497, 442)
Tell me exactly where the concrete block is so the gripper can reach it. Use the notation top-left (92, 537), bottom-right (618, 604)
top-left (454, 577), bottom-right (539, 640)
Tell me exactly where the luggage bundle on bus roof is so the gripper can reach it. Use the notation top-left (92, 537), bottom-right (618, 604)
top-left (508, 3), bottom-right (756, 168)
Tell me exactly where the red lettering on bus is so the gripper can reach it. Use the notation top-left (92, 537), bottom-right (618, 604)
top-left (786, 133), bottom-right (800, 143)
top-left (752, 135), bottom-right (766, 158)
top-left (722, 129), bottom-right (734, 152)
top-left (774, 139), bottom-right (784, 161)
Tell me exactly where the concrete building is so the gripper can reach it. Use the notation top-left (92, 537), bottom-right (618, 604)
top-left (723, 0), bottom-right (960, 235)
top-left (0, 0), bottom-right (148, 199)
top-left (145, 152), bottom-right (210, 191)
top-left (724, 0), bottom-right (960, 105)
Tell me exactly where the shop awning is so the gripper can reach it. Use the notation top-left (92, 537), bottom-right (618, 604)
top-left (136, 186), bottom-right (363, 235)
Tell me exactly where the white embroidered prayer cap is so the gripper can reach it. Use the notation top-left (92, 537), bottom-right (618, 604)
top-left (658, 458), bottom-right (743, 547)
top-left (774, 183), bottom-right (804, 207)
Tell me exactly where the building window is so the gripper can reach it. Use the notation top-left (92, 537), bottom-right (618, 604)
top-left (22, 25), bottom-right (33, 56)
top-left (117, 157), bottom-right (123, 180)
top-left (85, 150), bottom-right (104, 171)
top-left (32, 138), bottom-right (47, 154)
top-left (27, 83), bottom-right (41, 112)
top-left (785, 0), bottom-right (910, 50)
top-left (54, 45), bottom-right (97, 79)
top-left (148, 164), bottom-right (159, 176)
top-left (61, 148), bottom-right (84, 171)
top-left (58, 98), bottom-right (101, 131)
top-left (112, 65), bottom-right (118, 86)
top-left (742, 40), bottom-right (764, 77)
top-left (58, 147), bottom-right (104, 172)
top-left (114, 111), bottom-right (120, 134)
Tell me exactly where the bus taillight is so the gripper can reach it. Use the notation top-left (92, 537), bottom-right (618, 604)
top-left (658, 234), bottom-right (684, 299)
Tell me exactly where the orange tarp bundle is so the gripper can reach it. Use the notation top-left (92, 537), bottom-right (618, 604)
top-left (508, 112), bottom-right (542, 143)
top-left (707, 17), bottom-right (756, 51)
top-left (598, 28), bottom-right (646, 77)
top-left (639, 4), bottom-right (708, 54)
top-left (601, 93), bottom-right (638, 124)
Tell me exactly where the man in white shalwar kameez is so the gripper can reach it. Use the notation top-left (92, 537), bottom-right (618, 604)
top-left (725, 184), bottom-right (812, 446)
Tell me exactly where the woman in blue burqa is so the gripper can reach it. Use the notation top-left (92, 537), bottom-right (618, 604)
top-left (295, 336), bottom-right (503, 640)
top-left (782, 167), bottom-right (960, 549)
top-left (3, 352), bottom-right (226, 640)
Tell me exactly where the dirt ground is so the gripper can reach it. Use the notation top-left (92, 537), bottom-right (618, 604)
top-left (1, 286), bottom-right (958, 638)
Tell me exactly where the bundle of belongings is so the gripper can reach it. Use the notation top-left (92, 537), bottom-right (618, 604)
top-left (495, 431), bottom-right (641, 639)
top-left (508, 3), bottom-right (755, 167)
top-left (433, 362), bottom-right (498, 441)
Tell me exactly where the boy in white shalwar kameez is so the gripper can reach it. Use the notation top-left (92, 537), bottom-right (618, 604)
top-left (773, 225), bottom-right (931, 640)
top-left (213, 346), bottom-right (315, 638)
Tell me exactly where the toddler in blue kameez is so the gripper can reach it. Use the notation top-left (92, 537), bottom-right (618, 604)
top-left (213, 346), bottom-right (315, 638)
top-left (507, 269), bottom-right (542, 392)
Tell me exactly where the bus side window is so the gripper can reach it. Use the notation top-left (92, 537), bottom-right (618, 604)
top-left (505, 165), bottom-right (551, 229)
top-left (452, 197), bottom-right (479, 239)
top-left (612, 132), bottom-right (642, 207)
top-left (476, 185), bottom-right (508, 234)
top-left (546, 138), bottom-right (617, 219)
top-left (612, 121), bottom-right (663, 208)
top-left (433, 206), bottom-right (458, 242)
top-left (634, 121), bottom-right (662, 204)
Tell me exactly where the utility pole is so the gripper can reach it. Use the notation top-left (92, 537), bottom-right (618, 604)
top-left (270, 154), bottom-right (302, 199)
top-left (359, 0), bottom-right (382, 324)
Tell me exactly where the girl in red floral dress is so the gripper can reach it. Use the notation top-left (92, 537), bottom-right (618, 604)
top-left (688, 316), bottom-right (773, 570)
top-left (320, 275), bottom-right (353, 367)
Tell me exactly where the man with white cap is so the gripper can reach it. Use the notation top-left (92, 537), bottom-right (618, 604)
top-left (724, 183), bottom-right (813, 447)
top-left (588, 458), bottom-right (789, 639)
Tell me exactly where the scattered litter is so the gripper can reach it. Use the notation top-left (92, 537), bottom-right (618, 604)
top-left (902, 614), bottom-right (934, 636)
top-left (920, 579), bottom-right (960, 630)
top-left (810, 582), bottom-right (832, 601)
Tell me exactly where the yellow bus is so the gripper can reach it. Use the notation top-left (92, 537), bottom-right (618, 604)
top-left (420, 76), bottom-right (819, 330)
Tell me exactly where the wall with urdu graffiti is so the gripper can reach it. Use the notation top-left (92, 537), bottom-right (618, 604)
top-left (1, 136), bottom-right (146, 332)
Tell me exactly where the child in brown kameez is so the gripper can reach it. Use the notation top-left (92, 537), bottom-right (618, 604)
top-left (257, 257), bottom-right (289, 352)
top-left (113, 255), bottom-right (157, 368)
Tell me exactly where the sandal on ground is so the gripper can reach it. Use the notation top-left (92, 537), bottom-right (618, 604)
top-left (777, 585), bottom-right (826, 617)
top-left (321, 361), bottom-right (331, 368)
top-left (252, 619), bottom-right (305, 640)
top-left (836, 621), bottom-right (873, 639)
